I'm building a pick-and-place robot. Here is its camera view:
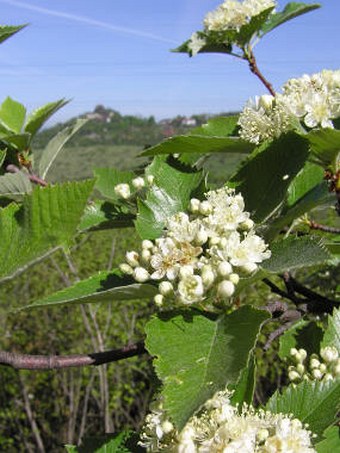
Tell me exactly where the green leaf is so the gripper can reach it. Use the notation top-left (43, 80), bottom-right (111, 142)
top-left (0, 24), bottom-right (27, 44)
top-left (145, 306), bottom-right (269, 430)
top-left (266, 380), bottom-right (340, 437)
top-left (237, 7), bottom-right (275, 45)
top-left (190, 116), bottom-right (239, 137)
top-left (262, 236), bottom-right (331, 273)
top-left (315, 426), bottom-right (340, 453)
top-left (230, 132), bottom-right (310, 223)
top-left (306, 128), bottom-right (340, 171)
top-left (0, 97), bottom-right (26, 134)
top-left (135, 157), bottom-right (203, 239)
top-left (2, 133), bottom-right (31, 151)
top-left (38, 118), bottom-right (87, 180)
top-left (230, 353), bottom-right (256, 406)
top-left (93, 168), bottom-right (135, 201)
top-left (0, 171), bottom-right (32, 200)
top-left (173, 35), bottom-right (232, 56)
top-left (287, 163), bottom-right (324, 207)
top-left (25, 269), bottom-right (157, 310)
top-left (260, 2), bottom-right (321, 36)
top-left (321, 308), bottom-right (340, 351)
top-left (0, 180), bottom-right (94, 281)
top-left (65, 431), bottom-right (137, 453)
top-left (25, 99), bottom-right (69, 136)
top-left (79, 200), bottom-right (135, 231)
top-left (278, 320), bottom-right (324, 359)
top-left (141, 135), bottom-right (254, 157)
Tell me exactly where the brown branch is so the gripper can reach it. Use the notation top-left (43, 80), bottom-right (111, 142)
top-left (308, 220), bottom-right (340, 234)
top-left (246, 48), bottom-right (275, 96)
top-left (6, 164), bottom-right (48, 187)
top-left (0, 341), bottom-right (146, 370)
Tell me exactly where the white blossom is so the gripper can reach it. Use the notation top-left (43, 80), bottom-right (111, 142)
top-left (188, 32), bottom-right (206, 56)
top-left (132, 176), bottom-right (145, 190)
top-left (178, 274), bottom-right (205, 304)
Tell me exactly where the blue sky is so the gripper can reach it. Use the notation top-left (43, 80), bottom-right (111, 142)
top-left (0, 0), bottom-right (339, 124)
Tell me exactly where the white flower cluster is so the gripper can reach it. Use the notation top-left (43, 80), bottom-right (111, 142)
top-left (238, 69), bottom-right (340, 144)
top-left (288, 346), bottom-right (340, 383)
top-left (114, 175), bottom-right (154, 200)
top-left (140, 390), bottom-right (316, 452)
top-left (120, 187), bottom-right (271, 310)
top-left (203, 0), bottom-right (276, 34)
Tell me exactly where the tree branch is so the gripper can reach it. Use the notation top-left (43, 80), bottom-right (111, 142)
top-left (0, 341), bottom-right (146, 370)
top-left (6, 164), bottom-right (48, 187)
top-left (308, 220), bottom-right (340, 234)
top-left (246, 48), bottom-right (275, 96)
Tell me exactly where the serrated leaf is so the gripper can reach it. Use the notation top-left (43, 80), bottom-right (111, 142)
top-left (65, 431), bottom-right (136, 453)
top-left (3, 132), bottom-right (31, 151)
top-left (190, 116), bottom-right (239, 137)
top-left (135, 157), bottom-right (203, 239)
top-left (306, 128), bottom-right (340, 171)
top-left (0, 180), bottom-right (94, 281)
top-left (0, 24), bottom-right (27, 44)
top-left (79, 200), bottom-right (135, 231)
top-left (262, 236), bottom-right (330, 273)
top-left (315, 426), bottom-right (340, 452)
top-left (230, 353), bottom-right (256, 406)
top-left (230, 133), bottom-right (310, 223)
top-left (279, 320), bottom-right (323, 359)
top-left (287, 163), bottom-right (324, 207)
top-left (25, 99), bottom-right (68, 136)
top-left (93, 168), bottom-right (135, 201)
top-left (38, 119), bottom-right (87, 180)
top-left (0, 170), bottom-right (32, 200)
top-left (25, 270), bottom-right (157, 310)
top-left (237, 7), bottom-right (274, 45)
top-left (145, 306), bottom-right (269, 430)
top-left (260, 2), bottom-right (321, 36)
top-left (266, 380), bottom-right (340, 437)
top-left (0, 149), bottom-right (6, 167)
top-left (173, 35), bottom-right (232, 56)
top-left (0, 97), bottom-right (26, 134)
top-left (321, 308), bottom-right (340, 352)
top-left (141, 135), bottom-right (254, 157)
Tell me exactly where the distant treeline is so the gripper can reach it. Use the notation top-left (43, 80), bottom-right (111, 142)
top-left (33, 105), bottom-right (238, 149)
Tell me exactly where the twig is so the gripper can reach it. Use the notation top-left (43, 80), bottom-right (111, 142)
top-left (6, 164), bottom-right (48, 187)
top-left (308, 220), bottom-right (340, 234)
top-left (245, 48), bottom-right (275, 96)
top-left (0, 341), bottom-right (146, 370)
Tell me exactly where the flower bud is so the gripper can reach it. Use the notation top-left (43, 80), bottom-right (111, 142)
top-left (217, 280), bottom-right (235, 299)
top-left (259, 94), bottom-right (274, 110)
top-left (239, 218), bottom-right (254, 231)
top-left (320, 346), bottom-right (339, 363)
top-left (201, 268), bottom-right (215, 288)
top-left (141, 249), bottom-right (151, 263)
top-left (189, 198), bottom-right (201, 213)
top-left (133, 267), bottom-right (150, 283)
top-left (159, 281), bottom-right (174, 296)
top-left (132, 176), bottom-right (145, 190)
top-left (319, 363), bottom-right (327, 373)
top-left (199, 201), bottom-right (212, 215)
top-left (257, 428), bottom-right (269, 443)
top-left (229, 273), bottom-right (240, 285)
top-left (119, 263), bottom-right (133, 275)
top-left (324, 373), bottom-right (334, 382)
top-left (242, 262), bottom-right (258, 274)
top-left (296, 363), bottom-right (305, 375)
top-left (114, 183), bottom-right (131, 199)
top-left (310, 358), bottom-right (320, 369)
top-left (142, 239), bottom-right (154, 250)
top-left (161, 421), bottom-right (174, 434)
top-left (154, 294), bottom-right (164, 306)
top-left (288, 370), bottom-right (301, 382)
top-left (290, 348), bottom-right (299, 357)
top-left (217, 261), bottom-right (232, 277)
top-left (298, 349), bottom-right (307, 361)
top-left (195, 229), bottom-right (208, 245)
top-left (146, 175), bottom-right (155, 185)
top-left (312, 369), bottom-right (323, 380)
top-left (126, 251), bottom-right (139, 267)
top-left (334, 362), bottom-right (340, 375)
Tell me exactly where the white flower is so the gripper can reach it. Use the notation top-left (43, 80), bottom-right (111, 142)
top-left (188, 32), bottom-right (206, 56)
top-left (178, 274), bottom-right (205, 304)
top-left (217, 280), bottom-right (235, 298)
top-left (125, 251), bottom-right (139, 267)
top-left (114, 183), bottom-right (131, 199)
top-left (158, 281), bottom-right (174, 296)
top-left (226, 231), bottom-right (271, 269)
top-left (320, 346), bottom-right (339, 363)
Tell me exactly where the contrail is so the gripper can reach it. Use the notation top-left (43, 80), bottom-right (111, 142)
top-left (0, 0), bottom-right (177, 44)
